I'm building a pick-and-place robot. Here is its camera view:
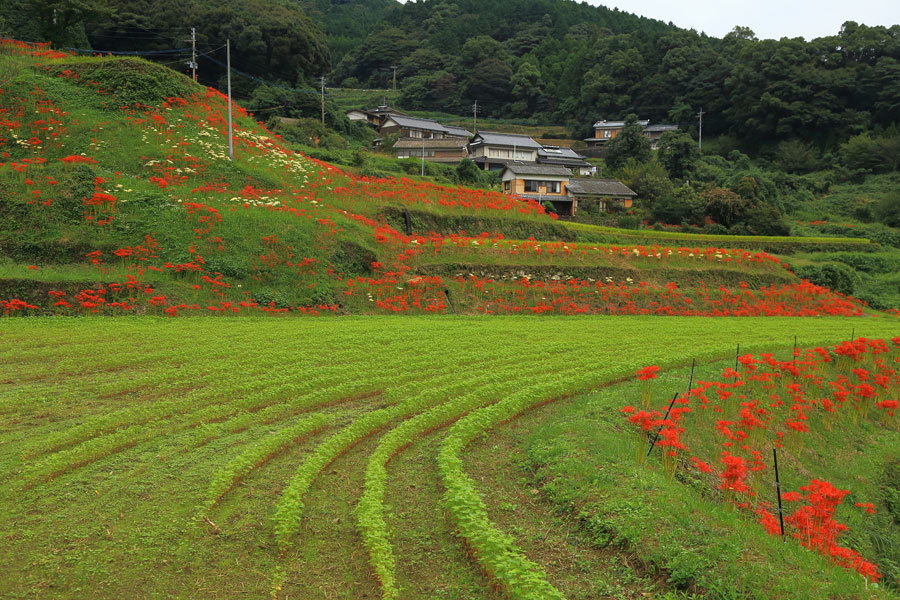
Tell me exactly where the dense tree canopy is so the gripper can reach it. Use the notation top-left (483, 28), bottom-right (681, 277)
top-left (8, 0), bottom-right (899, 155)
top-left (327, 2), bottom-right (898, 154)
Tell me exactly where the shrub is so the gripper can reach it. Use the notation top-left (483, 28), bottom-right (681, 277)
top-left (794, 263), bottom-right (859, 296)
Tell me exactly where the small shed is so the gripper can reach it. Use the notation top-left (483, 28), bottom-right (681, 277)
top-left (566, 179), bottom-right (636, 212)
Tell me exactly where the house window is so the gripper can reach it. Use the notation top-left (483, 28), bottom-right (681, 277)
top-left (503, 181), bottom-right (510, 191)
top-left (603, 129), bottom-right (612, 138)
top-left (410, 129), bottom-right (423, 138)
top-left (523, 180), bottom-right (561, 193)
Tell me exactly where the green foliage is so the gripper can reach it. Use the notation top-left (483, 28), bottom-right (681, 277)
top-left (794, 263), bottom-right (859, 295)
top-left (774, 139), bottom-right (824, 174)
top-left (86, 0), bottom-right (329, 84)
top-left (18, 0), bottom-right (108, 47)
top-left (657, 130), bottom-right (698, 179)
top-left (841, 132), bottom-right (900, 174)
top-left (455, 158), bottom-right (483, 185)
top-left (605, 114), bottom-right (651, 170)
top-left (618, 157), bottom-right (672, 202)
top-left (46, 58), bottom-right (196, 106)
top-left (876, 193), bottom-right (900, 228)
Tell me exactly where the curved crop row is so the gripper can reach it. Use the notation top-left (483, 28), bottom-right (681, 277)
top-left (355, 355), bottom-right (580, 598)
top-left (201, 412), bottom-right (335, 513)
top-left (437, 370), bottom-right (604, 600)
top-left (271, 344), bottom-right (548, 551)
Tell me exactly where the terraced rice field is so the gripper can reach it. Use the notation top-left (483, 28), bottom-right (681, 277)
top-left (0, 316), bottom-right (897, 599)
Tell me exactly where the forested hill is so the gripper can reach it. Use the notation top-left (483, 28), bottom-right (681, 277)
top-left (329, 0), bottom-right (898, 150)
top-left (2, 0), bottom-right (897, 152)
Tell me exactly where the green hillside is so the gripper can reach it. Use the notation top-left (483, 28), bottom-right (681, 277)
top-left (5, 40), bottom-right (893, 318)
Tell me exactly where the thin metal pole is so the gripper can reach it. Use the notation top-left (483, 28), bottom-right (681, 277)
top-left (420, 134), bottom-right (425, 177)
top-left (647, 392), bottom-right (679, 457)
top-left (320, 76), bottom-right (325, 125)
top-left (191, 27), bottom-right (197, 82)
top-left (735, 343), bottom-right (740, 370)
top-left (697, 107), bottom-right (704, 151)
top-left (226, 38), bottom-right (233, 162)
top-left (773, 448), bottom-right (785, 540)
top-left (687, 358), bottom-right (695, 392)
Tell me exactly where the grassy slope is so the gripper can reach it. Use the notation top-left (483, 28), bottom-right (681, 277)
top-left (6, 46), bottom-right (880, 317)
top-left (482, 356), bottom-right (900, 599)
top-left (1, 317), bottom-right (899, 600)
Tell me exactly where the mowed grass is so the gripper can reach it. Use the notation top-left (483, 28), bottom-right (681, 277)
top-left (1, 316), bottom-right (898, 599)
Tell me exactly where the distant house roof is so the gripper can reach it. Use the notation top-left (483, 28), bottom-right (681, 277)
top-left (567, 179), bottom-right (636, 197)
top-left (644, 124), bottom-right (679, 133)
top-left (394, 138), bottom-right (468, 149)
top-left (347, 106), bottom-right (408, 120)
top-left (382, 114), bottom-right (450, 133)
top-left (537, 146), bottom-right (591, 167)
top-left (444, 125), bottom-right (473, 138)
top-left (470, 131), bottom-right (543, 149)
top-left (592, 119), bottom-right (650, 129)
top-left (502, 163), bottom-right (572, 177)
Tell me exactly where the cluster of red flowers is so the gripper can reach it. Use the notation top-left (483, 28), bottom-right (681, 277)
top-left (622, 337), bottom-right (900, 581)
top-left (4, 38), bottom-right (898, 320)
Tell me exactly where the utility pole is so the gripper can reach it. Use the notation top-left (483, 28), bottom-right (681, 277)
top-left (390, 65), bottom-right (398, 92)
top-left (420, 134), bottom-right (425, 177)
top-left (697, 106), bottom-right (705, 151)
top-left (319, 76), bottom-right (326, 125)
top-left (472, 100), bottom-right (478, 133)
top-left (189, 27), bottom-right (197, 82)
top-left (227, 38), bottom-right (233, 161)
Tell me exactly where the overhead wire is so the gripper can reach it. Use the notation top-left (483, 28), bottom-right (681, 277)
top-left (199, 53), bottom-right (326, 97)
top-left (64, 46), bottom-right (192, 55)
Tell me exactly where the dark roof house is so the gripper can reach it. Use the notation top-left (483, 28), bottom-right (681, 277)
top-left (393, 138), bottom-right (469, 163)
top-left (379, 115), bottom-right (471, 139)
top-left (537, 145), bottom-right (593, 175)
top-left (346, 105), bottom-right (408, 127)
top-left (585, 118), bottom-right (679, 148)
top-left (468, 132), bottom-right (543, 170)
top-left (566, 178), bottom-right (636, 211)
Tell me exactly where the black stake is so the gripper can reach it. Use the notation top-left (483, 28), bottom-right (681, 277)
top-left (647, 392), bottom-right (679, 457)
top-left (443, 288), bottom-right (455, 314)
top-left (403, 208), bottom-right (412, 236)
top-left (735, 343), bottom-right (740, 370)
top-left (687, 358), bottom-right (695, 392)
top-left (851, 327), bottom-right (855, 342)
top-left (793, 335), bottom-right (797, 357)
top-left (773, 448), bottom-right (785, 541)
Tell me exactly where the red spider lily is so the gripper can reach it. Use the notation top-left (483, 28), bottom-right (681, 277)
top-left (855, 502), bottom-right (875, 514)
top-left (636, 366), bottom-right (660, 380)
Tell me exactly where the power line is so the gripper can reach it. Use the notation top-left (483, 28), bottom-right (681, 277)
top-left (64, 46), bottom-right (191, 55)
top-left (199, 53), bottom-right (326, 97)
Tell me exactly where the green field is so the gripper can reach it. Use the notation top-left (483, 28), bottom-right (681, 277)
top-left (1, 316), bottom-right (898, 599)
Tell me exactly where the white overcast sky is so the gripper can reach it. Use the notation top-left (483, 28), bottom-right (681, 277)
top-left (583, 0), bottom-right (899, 40)
top-left (395, 0), bottom-right (899, 41)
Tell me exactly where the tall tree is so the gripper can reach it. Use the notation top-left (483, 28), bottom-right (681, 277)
top-left (606, 114), bottom-right (652, 169)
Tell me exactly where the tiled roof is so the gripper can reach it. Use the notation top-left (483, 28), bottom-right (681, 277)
top-left (591, 119), bottom-right (650, 129)
top-left (566, 179), bottom-right (636, 197)
top-left (538, 146), bottom-right (591, 167)
top-left (382, 114), bottom-right (449, 132)
top-left (644, 124), bottom-right (679, 132)
top-left (444, 125), bottom-right (473, 138)
top-left (394, 138), bottom-right (468, 149)
top-left (502, 163), bottom-right (572, 177)
top-left (470, 131), bottom-right (543, 149)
